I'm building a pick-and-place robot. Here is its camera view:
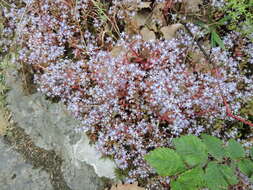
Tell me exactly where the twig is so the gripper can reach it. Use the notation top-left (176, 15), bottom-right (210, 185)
top-left (182, 22), bottom-right (253, 128)
top-left (182, 23), bottom-right (210, 60)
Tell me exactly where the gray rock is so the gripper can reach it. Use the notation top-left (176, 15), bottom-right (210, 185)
top-left (5, 68), bottom-right (116, 190)
top-left (0, 137), bottom-right (53, 190)
top-left (62, 159), bottom-right (106, 190)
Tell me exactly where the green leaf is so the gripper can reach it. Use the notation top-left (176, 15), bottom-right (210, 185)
top-left (201, 134), bottom-right (225, 161)
top-left (144, 147), bottom-right (185, 176)
top-left (171, 167), bottom-right (205, 190)
top-left (194, 20), bottom-right (208, 29)
top-left (250, 175), bottom-right (253, 184)
top-left (237, 159), bottom-right (253, 177)
top-left (250, 146), bottom-right (253, 159)
top-left (226, 139), bottom-right (245, 160)
top-left (170, 181), bottom-right (184, 190)
top-left (173, 135), bottom-right (208, 167)
top-left (211, 31), bottom-right (216, 48)
top-left (211, 30), bottom-right (225, 50)
top-left (204, 162), bottom-right (238, 190)
top-left (219, 164), bottom-right (239, 185)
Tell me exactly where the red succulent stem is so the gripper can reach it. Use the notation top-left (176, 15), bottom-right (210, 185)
top-left (222, 95), bottom-right (253, 127)
top-left (214, 68), bottom-right (253, 127)
top-left (163, 0), bottom-right (173, 16)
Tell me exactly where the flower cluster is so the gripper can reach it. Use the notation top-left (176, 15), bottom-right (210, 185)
top-left (2, 0), bottom-right (253, 188)
top-left (36, 36), bottom-right (253, 182)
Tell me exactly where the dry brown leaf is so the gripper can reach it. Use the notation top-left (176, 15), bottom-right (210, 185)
top-left (144, 2), bottom-right (166, 32)
top-left (184, 0), bottom-right (202, 12)
top-left (125, 1), bottom-right (152, 11)
top-left (147, 21), bottom-right (158, 32)
top-left (110, 46), bottom-right (124, 57)
top-left (150, 2), bottom-right (167, 27)
top-left (0, 110), bottom-right (8, 135)
top-left (125, 10), bottom-right (151, 36)
top-left (109, 182), bottom-right (145, 190)
top-left (125, 18), bottom-right (139, 35)
top-left (160, 23), bottom-right (183, 40)
top-left (134, 11), bottom-right (150, 28)
top-left (140, 27), bottom-right (156, 41)
top-left (189, 50), bottom-right (210, 73)
top-left (137, 2), bottom-right (152, 9)
top-left (123, 1), bottom-right (139, 11)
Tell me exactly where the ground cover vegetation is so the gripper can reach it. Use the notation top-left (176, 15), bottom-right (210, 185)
top-left (0, 0), bottom-right (253, 189)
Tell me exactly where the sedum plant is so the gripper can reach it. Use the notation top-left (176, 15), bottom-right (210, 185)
top-left (145, 134), bottom-right (253, 190)
top-left (1, 0), bottom-right (253, 188)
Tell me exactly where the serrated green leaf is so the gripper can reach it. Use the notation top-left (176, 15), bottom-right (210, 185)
top-left (204, 162), bottom-right (238, 190)
top-left (226, 139), bottom-right (245, 160)
top-left (171, 167), bottom-right (205, 190)
top-left (144, 147), bottom-right (185, 176)
top-left (171, 181), bottom-right (184, 190)
top-left (173, 135), bottom-right (208, 167)
top-left (237, 159), bottom-right (253, 177)
top-left (219, 164), bottom-right (238, 185)
top-left (201, 134), bottom-right (225, 161)
top-left (204, 162), bottom-right (227, 190)
top-left (211, 30), bottom-right (225, 49)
